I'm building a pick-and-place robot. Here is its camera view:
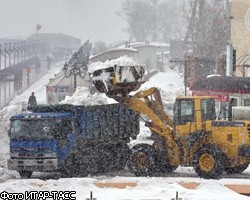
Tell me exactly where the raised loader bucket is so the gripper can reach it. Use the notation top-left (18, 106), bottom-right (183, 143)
top-left (90, 65), bottom-right (145, 96)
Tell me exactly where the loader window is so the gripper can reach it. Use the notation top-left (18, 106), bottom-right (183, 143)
top-left (201, 99), bottom-right (216, 120)
top-left (174, 99), bottom-right (194, 125)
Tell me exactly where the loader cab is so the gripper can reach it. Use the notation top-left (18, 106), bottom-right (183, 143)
top-left (173, 99), bottom-right (195, 125)
top-left (173, 97), bottom-right (216, 135)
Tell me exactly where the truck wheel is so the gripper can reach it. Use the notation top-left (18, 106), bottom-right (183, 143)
top-left (127, 144), bottom-right (157, 176)
top-left (224, 163), bottom-right (249, 174)
top-left (193, 145), bottom-right (225, 179)
top-left (19, 171), bottom-right (33, 178)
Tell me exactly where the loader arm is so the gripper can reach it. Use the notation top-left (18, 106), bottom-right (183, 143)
top-left (111, 87), bottom-right (180, 166)
top-left (128, 87), bottom-right (174, 129)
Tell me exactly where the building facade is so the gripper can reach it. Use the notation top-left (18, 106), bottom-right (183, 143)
top-left (28, 33), bottom-right (81, 61)
top-left (231, 0), bottom-right (250, 76)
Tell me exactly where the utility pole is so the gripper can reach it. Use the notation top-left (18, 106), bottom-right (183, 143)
top-left (184, 61), bottom-right (187, 97)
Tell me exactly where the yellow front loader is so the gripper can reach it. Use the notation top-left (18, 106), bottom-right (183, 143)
top-left (121, 87), bottom-right (250, 178)
top-left (90, 65), bottom-right (250, 179)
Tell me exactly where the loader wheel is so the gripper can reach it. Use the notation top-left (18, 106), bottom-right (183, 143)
top-left (193, 145), bottom-right (225, 179)
top-left (127, 144), bottom-right (157, 176)
top-left (224, 163), bottom-right (249, 174)
top-left (19, 171), bottom-right (33, 178)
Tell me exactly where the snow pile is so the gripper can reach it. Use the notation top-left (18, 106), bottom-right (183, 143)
top-left (0, 105), bottom-right (22, 132)
top-left (141, 70), bottom-right (186, 104)
top-left (60, 86), bottom-right (110, 106)
top-left (0, 167), bottom-right (19, 183)
top-left (88, 55), bottom-right (145, 97)
top-left (0, 105), bottom-right (22, 167)
top-left (88, 55), bottom-right (138, 73)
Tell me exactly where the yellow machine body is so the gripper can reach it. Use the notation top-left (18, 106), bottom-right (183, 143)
top-left (121, 88), bottom-right (250, 178)
top-left (173, 96), bottom-right (250, 168)
top-left (90, 65), bottom-right (250, 178)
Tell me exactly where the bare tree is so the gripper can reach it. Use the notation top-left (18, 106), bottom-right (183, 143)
top-left (158, 0), bottom-right (184, 42)
top-left (119, 0), bottom-right (153, 41)
top-left (92, 40), bottom-right (108, 55)
top-left (183, 0), bottom-right (230, 58)
top-left (119, 0), bottom-right (183, 42)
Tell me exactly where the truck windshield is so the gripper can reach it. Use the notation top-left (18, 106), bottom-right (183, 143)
top-left (9, 119), bottom-right (72, 140)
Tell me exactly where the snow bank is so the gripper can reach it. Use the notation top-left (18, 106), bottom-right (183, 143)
top-left (141, 70), bottom-right (186, 104)
top-left (60, 86), bottom-right (110, 106)
top-left (0, 177), bottom-right (249, 200)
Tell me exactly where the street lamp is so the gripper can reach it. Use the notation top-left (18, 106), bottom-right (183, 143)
top-left (62, 52), bottom-right (87, 90)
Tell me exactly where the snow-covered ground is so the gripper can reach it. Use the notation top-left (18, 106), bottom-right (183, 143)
top-left (0, 59), bottom-right (249, 200)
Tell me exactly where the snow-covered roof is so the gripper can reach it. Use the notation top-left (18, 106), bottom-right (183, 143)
top-left (111, 41), bottom-right (170, 49)
top-left (0, 34), bottom-right (33, 42)
top-left (90, 48), bottom-right (138, 61)
top-left (88, 55), bottom-right (139, 74)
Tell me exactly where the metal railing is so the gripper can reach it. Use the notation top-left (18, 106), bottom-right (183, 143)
top-left (0, 40), bottom-right (40, 70)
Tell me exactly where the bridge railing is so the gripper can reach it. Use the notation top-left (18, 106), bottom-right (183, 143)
top-left (0, 40), bottom-right (49, 109)
top-left (0, 40), bottom-right (40, 70)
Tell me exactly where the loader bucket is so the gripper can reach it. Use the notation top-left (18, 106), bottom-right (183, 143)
top-left (90, 65), bottom-right (145, 96)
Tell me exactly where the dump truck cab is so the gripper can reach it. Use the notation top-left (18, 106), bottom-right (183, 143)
top-left (8, 112), bottom-right (73, 178)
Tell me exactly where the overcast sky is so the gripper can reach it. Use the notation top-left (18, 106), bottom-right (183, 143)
top-left (0, 0), bottom-right (127, 44)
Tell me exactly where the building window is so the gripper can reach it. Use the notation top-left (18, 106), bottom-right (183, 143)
top-left (244, 99), bottom-right (250, 106)
top-left (230, 97), bottom-right (238, 107)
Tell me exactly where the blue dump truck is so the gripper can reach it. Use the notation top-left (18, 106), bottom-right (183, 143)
top-left (7, 104), bottom-right (139, 178)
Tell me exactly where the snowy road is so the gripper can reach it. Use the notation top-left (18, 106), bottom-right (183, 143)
top-left (11, 169), bottom-right (250, 182)
top-left (0, 172), bottom-right (250, 200)
top-left (2, 166), bottom-right (250, 181)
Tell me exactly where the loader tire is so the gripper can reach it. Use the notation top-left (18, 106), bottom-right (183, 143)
top-left (152, 135), bottom-right (178, 174)
top-left (127, 144), bottom-right (157, 177)
top-left (193, 145), bottom-right (225, 179)
top-left (224, 163), bottom-right (249, 174)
